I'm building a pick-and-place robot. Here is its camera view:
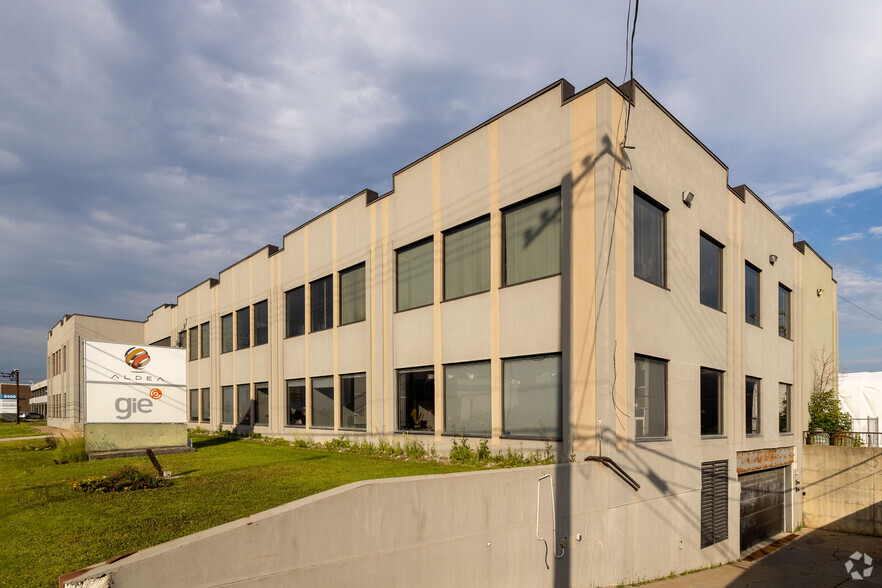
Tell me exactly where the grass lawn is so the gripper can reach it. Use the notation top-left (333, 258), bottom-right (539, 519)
top-left (0, 420), bottom-right (47, 438)
top-left (0, 435), bottom-right (481, 588)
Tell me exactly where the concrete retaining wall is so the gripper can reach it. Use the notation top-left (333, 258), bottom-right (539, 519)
top-left (803, 445), bottom-right (882, 536)
top-left (65, 461), bottom-right (739, 587)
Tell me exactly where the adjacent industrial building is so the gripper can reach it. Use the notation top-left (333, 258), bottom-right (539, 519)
top-left (47, 77), bottom-right (837, 571)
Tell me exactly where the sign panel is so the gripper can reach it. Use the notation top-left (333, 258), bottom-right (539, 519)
top-left (84, 341), bottom-right (186, 424)
top-left (0, 394), bottom-right (16, 417)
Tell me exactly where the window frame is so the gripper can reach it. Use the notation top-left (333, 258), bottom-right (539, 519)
top-left (745, 262), bottom-right (762, 327)
top-left (779, 382), bottom-right (792, 434)
top-left (634, 354), bottom-right (668, 440)
top-left (200, 387), bottom-right (210, 423)
top-left (339, 263), bottom-right (366, 326)
top-left (699, 232), bottom-right (724, 311)
top-left (700, 367), bottom-right (724, 437)
top-left (745, 376), bottom-right (761, 436)
top-left (502, 189), bottom-right (562, 287)
top-left (236, 307), bottom-right (250, 350)
top-left (396, 366), bottom-right (436, 433)
top-left (311, 375), bottom-right (335, 429)
top-left (188, 327), bottom-right (198, 361)
top-left (221, 385), bottom-right (234, 424)
top-left (200, 321), bottom-right (210, 358)
top-left (340, 372), bottom-right (367, 430)
top-left (189, 388), bottom-right (199, 422)
top-left (501, 353), bottom-right (562, 440)
top-left (253, 300), bottom-right (268, 346)
top-left (633, 189), bottom-right (668, 288)
top-left (443, 360), bottom-right (492, 437)
top-left (285, 286), bottom-right (305, 338)
top-left (286, 378), bottom-right (306, 427)
top-left (310, 275), bottom-right (333, 332)
top-left (254, 381), bottom-right (269, 426)
top-left (778, 283), bottom-right (792, 339)
top-left (237, 383), bottom-right (251, 426)
top-left (443, 215), bottom-right (491, 301)
top-left (396, 237), bottom-right (434, 312)
top-left (221, 313), bottom-right (233, 353)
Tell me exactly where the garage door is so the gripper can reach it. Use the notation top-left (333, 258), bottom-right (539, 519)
top-left (739, 467), bottom-right (784, 551)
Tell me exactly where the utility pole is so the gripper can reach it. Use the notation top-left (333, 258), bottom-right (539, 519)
top-left (2, 369), bottom-right (20, 424)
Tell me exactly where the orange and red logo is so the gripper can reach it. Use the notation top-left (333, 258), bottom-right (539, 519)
top-left (149, 388), bottom-right (162, 399)
top-left (124, 347), bottom-right (151, 369)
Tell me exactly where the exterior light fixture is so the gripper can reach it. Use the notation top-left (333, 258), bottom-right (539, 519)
top-left (682, 191), bottom-right (695, 207)
top-left (817, 289), bottom-right (824, 297)
top-left (769, 254), bottom-right (778, 265)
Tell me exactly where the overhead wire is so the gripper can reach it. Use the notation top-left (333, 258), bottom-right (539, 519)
top-left (838, 295), bottom-right (882, 323)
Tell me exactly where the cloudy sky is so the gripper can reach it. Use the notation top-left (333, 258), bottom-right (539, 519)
top-left (2, 1), bottom-right (881, 384)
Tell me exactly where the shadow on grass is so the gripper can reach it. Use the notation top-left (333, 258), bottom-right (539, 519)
top-left (192, 436), bottom-right (241, 449)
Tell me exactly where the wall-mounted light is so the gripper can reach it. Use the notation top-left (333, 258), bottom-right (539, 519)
top-left (817, 289), bottom-right (824, 297)
top-left (682, 191), bottom-right (695, 207)
top-left (769, 254), bottom-right (778, 265)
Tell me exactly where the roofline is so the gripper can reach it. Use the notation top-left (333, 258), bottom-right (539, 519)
top-left (794, 240), bottom-right (835, 275)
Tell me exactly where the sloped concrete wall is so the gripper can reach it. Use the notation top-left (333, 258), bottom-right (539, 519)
top-left (64, 462), bottom-right (739, 587)
top-left (803, 445), bottom-right (882, 536)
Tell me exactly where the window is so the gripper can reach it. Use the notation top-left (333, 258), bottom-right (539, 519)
top-left (200, 322), bottom-right (210, 358)
top-left (221, 313), bottom-right (233, 353)
top-left (237, 384), bottom-right (251, 426)
top-left (700, 368), bottom-right (723, 436)
top-left (254, 381), bottom-right (269, 426)
top-left (745, 263), bottom-right (761, 326)
top-left (339, 264), bottom-right (366, 325)
top-left (779, 383), bottom-right (791, 433)
top-left (188, 327), bottom-right (198, 361)
top-left (340, 373), bottom-right (367, 429)
top-left (63, 345), bottom-right (67, 372)
top-left (285, 286), bottom-right (305, 338)
top-left (503, 354), bottom-right (562, 439)
top-left (178, 330), bottom-right (187, 349)
top-left (397, 368), bottom-right (435, 432)
top-left (700, 460), bottom-right (728, 548)
top-left (778, 284), bottom-right (791, 338)
top-left (634, 190), bottom-right (666, 287)
top-left (189, 389), bottom-right (199, 422)
top-left (236, 307), bottom-right (250, 349)
top-left (311, 376), bottom-right (334, 428)
top-left (746, 377), bottom-right (761, 435)
top-left (310, 275), bottom-right (333, 332)
top-left (200, 387), bottom-right (210, 423)
top-left (635, 355), bottom-right (667, 439)
top-left (253, 300), bottom-right (268, 346)
top-left (700, 234), bottom-right (723, 310)
top-left (444, 361), bottom-right (491, 436)
top-left (222, 385), bottom-right (234, 424)
top-left (151, 337), bottom-right (171, 347)
top-left (444, 217), bottom-right (490, 300)
top-left (397, 238), bottom-right (434, 311)
top-left (503, 190), bottom-right (561, 286)
top-left (286, 379), bottom-right (306, 426)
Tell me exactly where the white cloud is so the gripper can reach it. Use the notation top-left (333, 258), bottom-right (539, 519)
top-left (870, 226), bottom-right (882, 237)
top-left (835, 233), bottom-right (865, 243)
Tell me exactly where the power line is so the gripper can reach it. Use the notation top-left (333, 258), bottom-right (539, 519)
top-left (838, 294), bottom-right (882, 323)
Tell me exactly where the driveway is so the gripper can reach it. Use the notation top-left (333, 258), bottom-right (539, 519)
top-left (632, 528), bottom-right (882, 587)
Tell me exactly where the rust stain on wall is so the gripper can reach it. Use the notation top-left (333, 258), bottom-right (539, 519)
top-left (737, 446), bottom-right (794, 474)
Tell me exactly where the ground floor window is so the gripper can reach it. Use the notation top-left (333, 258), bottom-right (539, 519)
top-left (255, 382), bottom-right (269, 426)
top-left (200, 387), bottom-right (210, 423)
top-left (340, 373), bottom-right (367, 429)
top-left (746, 377), bottom-right (761, 435)
top-left (237, 384), bottom-right (251, 426)
top-left (700, 460), bottom-right (728, 548)
top-left (700, 368), bottom-right (723, 436)
top-left (444, 361), bottom-right (491, 436)
top-left (311, 376), bottom-right (334, 428)
top-left (503, 354), bottom-right (561, 439)
top-left (222, 385), bottom-right (234, 424)
top-left (286, 379), bottom-right (306, 426)
top-left (189, 389), bottom-right (198, 422)
top-left (635, 355), bottom-right (667, 439)
top-left (779, 383), bottom-right (791, 433)
top-left (397, 367), bottom-right (435, 432)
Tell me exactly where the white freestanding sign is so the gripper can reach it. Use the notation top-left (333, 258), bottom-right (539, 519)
top-left (83, 341), bottom-right (186, 424)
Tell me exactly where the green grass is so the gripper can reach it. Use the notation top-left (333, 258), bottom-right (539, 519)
top-left (0, 420), bottom-right (46, 438)
top-left (0, 435), bottom-right (481, 588)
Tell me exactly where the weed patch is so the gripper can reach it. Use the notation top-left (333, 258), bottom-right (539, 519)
top-left (72, 465), bottom-right (171, 493)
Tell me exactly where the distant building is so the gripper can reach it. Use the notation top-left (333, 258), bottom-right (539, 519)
top-left (47, 78), bottom-right (837, 557)
top-left (29, 380), bottom-right (47, 417)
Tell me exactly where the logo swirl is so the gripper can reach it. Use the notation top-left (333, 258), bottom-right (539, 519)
top-left (124, 347), bottom-right (151, 369)
top-left (149, 388), bottom-right (162, 399)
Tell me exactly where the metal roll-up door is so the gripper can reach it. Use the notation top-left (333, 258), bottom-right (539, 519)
top-left (739, 467), bottom-right (784, 551)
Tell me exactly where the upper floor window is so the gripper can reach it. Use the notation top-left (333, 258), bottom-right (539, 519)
top-left (200, 322), bottom-right (210, 358)
top-left (700, 233), bottom-right (723, 310)
top-left (285, 286), bottom-right (305, 338)
top-left (746, 377), bottom-right (761, 435)
top-left (503, 190), bottom-right (561, 286)
top-left (634, 190), bottom-right (666, 287)
top-left (779, 383), bottom-right (792, 433)
top-left (397, 238), bottom-right (433, 311)
top-left (635, 355), bottom-right (668, 439)
top-left (745, 263), bottom-right (761, 327)
top-left (778, 284), bottom-right (791, 339)
top-left (253, 300), bottom-right (268, 346)
top-left (236, 307), bottom-right (250, 350)
top-left (339, 263), bottom-right (366, 325)
top-left (188, 327), bottom-right (198, 361)
top-left (221, 313), bottom-right (233, 353)
top-left (310, 275), bottom-right (333, 332)
top-left (444, 217), bottom-right (490, 300)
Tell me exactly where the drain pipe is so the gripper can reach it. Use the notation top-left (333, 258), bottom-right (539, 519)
top-left (586, 419), bottom-right (641, 491)
top-left (536, 473), bottom-right (565, 568)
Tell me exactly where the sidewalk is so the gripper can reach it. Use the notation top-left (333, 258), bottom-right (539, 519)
top-left (632, 528), bottom-right (882, 587)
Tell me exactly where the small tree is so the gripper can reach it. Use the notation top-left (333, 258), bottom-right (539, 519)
top-left (807, 388), bottom-right (852, 433)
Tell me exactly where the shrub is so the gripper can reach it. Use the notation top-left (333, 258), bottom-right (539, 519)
top-left (52, 437), bottom-right (88, 464)
top-left (808, 388), bottom-right (852, 433)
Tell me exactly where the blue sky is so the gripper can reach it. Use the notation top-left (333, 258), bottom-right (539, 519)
top-left (1, 1), bottom-right (881, 384)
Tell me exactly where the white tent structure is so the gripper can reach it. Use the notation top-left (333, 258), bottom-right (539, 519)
top-left (839, 372), bottom-right (882, 445)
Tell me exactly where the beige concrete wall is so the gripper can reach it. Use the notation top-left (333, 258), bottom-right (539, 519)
top-left (64, 462), bottom-right (740, 588)
top-left (83, 423), bottom-right (188, 452)
top-left (803, 445), bottom-right (882, 536)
